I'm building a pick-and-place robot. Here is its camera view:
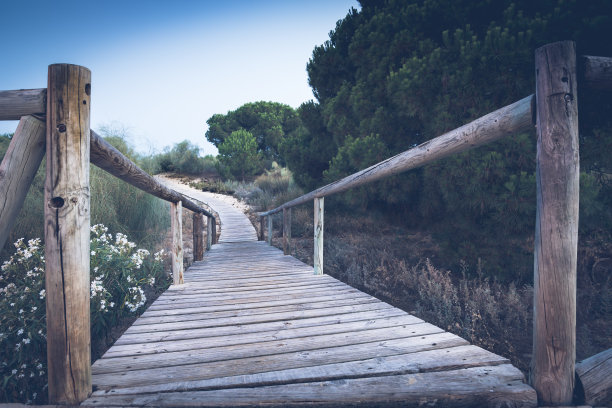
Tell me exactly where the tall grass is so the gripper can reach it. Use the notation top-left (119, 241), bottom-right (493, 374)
top-left (231, 165), bottom-right (303, 211)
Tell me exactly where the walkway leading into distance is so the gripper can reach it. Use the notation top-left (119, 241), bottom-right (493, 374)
top-left (82, 181), bottom-right (537, 407)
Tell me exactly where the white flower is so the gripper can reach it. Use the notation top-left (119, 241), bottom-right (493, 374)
top-left (153, 249), bottom-right (165, 262)
top-left (19, 309), bottom-right (24, 314)
top-left (36, 363), bottom-right (43, 370)
top-left (39, 289), bottom-right (45, 299)
top-left (22, 338), bottom-right (30, 344)
top-left (31, 306), bottom-right (37, 312)
top-left (17, 329), bottom-right (24, 335)
top-left (91, 251), bottom-right (96, 256)
top-left (11, 369), bottom-right (17, 375)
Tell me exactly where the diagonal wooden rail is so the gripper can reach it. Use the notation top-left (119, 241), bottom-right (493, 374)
top-left (82, 183), bottom-right (537, 407)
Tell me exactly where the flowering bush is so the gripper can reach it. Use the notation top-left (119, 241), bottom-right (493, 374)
top-left (0, 226), bottom-right (169, 404)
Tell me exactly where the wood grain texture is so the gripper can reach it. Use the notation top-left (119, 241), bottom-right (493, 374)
top-left (44, 64), bottom-right (92, 404)
top-left (314, 197), bottom-right (324, 275)
top-left (171, 201), bottom-right (184, 285)
top-left (0, 116), bottom-right (45, 249)
top-left (532, 41), bottom-right (579, 405)
top-left (283, 207), bottom-right (291, 255)
top-left (206, 215), bottom-right (213, 250)
top-left (260, 95), bottom-right (533, 216)
top-left (193, 212), bottom-right (204, 261)
top-left (267, 214), bottom-right (273, 245)
top-left (0, 88), bottom-right (46, 120)
top-left (575, 348), bottom-right (612, 406)
top-left (83, 180), bottom-right (535, 407)
top-left (582, 55), bottom-right (612, 91)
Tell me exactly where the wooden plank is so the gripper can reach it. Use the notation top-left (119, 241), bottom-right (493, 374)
top-left (267, 214), bottom-right (273, 245)
top-left (192, 212), bottom-right (204, 261)
top-left (91, 344), bottom-right (501, 394)
top-left (575, 348), bottom-right (612, 407)
top-left (126, 302), bottom-right (398, 334)
top-left (98, 320), bottom-right (443, 361)
top-left (0, 115), bottom-right (46, 250)
top-left (206, 215), bottom-right (213, 250)
top-left (93, 324), bottom-right (449, 381)
top-left (259, 94), bottom-right (533, 216)
top-left (259, 215), bottom-right (265, 240)
top-left (132, 297), bottom-right (382, 326)
top-left (171, 201), bottom-right (184, 285)
top-left (582, 55), bottom-right (612, 91)
top-left (44, 63), bottom-right (92, 404)
top-left (0, 88), bottom-right (46, 120)
top-left (114, 308), bottom-right (414, 345)
top-left (85, 364), bottom-right (536, 407)
top-left (314, 197), bottom-right (324, 275)
top-left (532, 40), bottom-right (579, 405)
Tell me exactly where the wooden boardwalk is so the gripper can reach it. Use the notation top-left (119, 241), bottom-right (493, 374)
top-left (83, 185), bottom-right (537, 407)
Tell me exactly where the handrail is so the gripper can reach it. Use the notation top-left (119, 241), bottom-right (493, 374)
top-left (260, 94), bottom-right (534, 216)
top-left (0, 88), bottom-right (46, 120)
top-left (90, 130), bottom-right (213, 216)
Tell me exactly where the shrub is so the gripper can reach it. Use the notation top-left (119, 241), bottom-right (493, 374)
top-left (153, 141), bottom-right (218, 175)
top-left (0, 227), bottom-right (169, 404)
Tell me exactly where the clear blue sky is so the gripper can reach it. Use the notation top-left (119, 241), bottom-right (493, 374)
top-left (0, 0), bottom-right (358, 155)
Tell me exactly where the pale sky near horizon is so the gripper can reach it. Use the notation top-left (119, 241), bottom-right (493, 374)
top-left (0, 0), bottom-right (359, 156)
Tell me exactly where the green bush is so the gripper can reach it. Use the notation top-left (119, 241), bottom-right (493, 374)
top-left (0, 227), bottom-right (169, 404)
top-left (152, 141), bottom-right (217, 175)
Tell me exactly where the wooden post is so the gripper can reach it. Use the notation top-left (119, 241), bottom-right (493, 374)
top-left (0, 116), bottom-right (45, 250)
top-left (171, 201), bottom-right (184, 284)
top-left (206, 215), bottom-right (213, 250)
top-left (283, 208), bottom-right (292, 255)
top-left (193, 212), bottom-right (204, 261)
top-left (314, 197), bottom-right (324, 275)
top-left (267, 215), bottom-right (273, 245)
top-left (259, 216), bottom-right (265, 241)
top-left (211, 216), bottom-right (217, 244)
top-left (532, 41), bottom-right (579, 406)
top-left (44, 64), bottom-right (92, 404)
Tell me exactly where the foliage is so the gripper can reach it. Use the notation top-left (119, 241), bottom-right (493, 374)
top-left (206, 101), bottom-right (301, 166)
top-left (0, 228), bottom-right (168, 404)
top-left (152, 140), bottom-right (217, 175)
top-left (217, 129), bottom-right (263, 181)
top-left (280, 0), bottom-right (612, 280)
top-left (0, 132), bottom-right (170, 259)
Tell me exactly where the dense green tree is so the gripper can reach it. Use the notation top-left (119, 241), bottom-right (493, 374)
top-left (152, 140), bottom-right (216, 175)
top-left (206, 101), bottom-right (301, 166)
top-left (217, 129), bottom-right (263, 181)
top-left (280, 0), bottom-right (612, 279)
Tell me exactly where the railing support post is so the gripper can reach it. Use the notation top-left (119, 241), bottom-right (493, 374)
top-left (267, 215), bottom-right (273, 245)
top-left (171, 201), bottom-right (184, 284)
top-left (211, 216), bottom-right (217, 244)
top-left (193, 212), bottom-right (204, 261)
top-left (0, 116), bottom-right (45, 250)
top-left (44, 63), bottom-right (92, 404)
top-left (206, 215), bottom-right (213, 250)
top-left (259, 216), bottom-right (265, 241)
top-left (532, 41), bottom-right (579, 406)
top-left (314, 197), bottom-right (324, 275)
top-left (283, 208), bottom-right (292, 255)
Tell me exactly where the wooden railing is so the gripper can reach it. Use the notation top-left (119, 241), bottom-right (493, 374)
top-left (0, 64), bottom-right (218, 404)
top-left (259, 42), bottom-right (612, 406)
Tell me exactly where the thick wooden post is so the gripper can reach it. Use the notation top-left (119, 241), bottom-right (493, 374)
top-left (259, 216), bottom-right (265, 241)
top-left (314, 197), bottom-right (324, 275)
top-left (283, 208), bottom-right (292, 255)
top-left (0, 116), bottom-right (45, 250)
top-left (171, 201), bottom-right (184, 284)
top-left (44, 64), bottom-right (92, 404)
top-left (532, 41), bottom-right (579, 406)
top-left (211, 216), bottom-right (217, 244)
top-left (193, 212), bottom-right (204, 261)
top-left (267, 215), bottom-right (273, 245)
top-left (206, 215), bottom-right (213, 250)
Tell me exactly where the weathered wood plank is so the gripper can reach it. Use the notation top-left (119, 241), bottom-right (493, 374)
top-left (85, 365), bottom-right (536, 407)
top-left (93, 325), bottom-right (450, 382)
top-left (260, 95), bottom-right (533, 216)
top-left (575, 348), bottom-right (612, 407)
top-left (532, 40), bottom-right (579, 405)
top-left (0, 88), bottom-right (46, 120)
top-left (0, 116), bottom-right (46, 250)
top-left (44, 64), bottom-right (92, 404)
top-left (91, 340), bottom-right (478, 395)
top-left (283, 207), bottom-right (291, 255)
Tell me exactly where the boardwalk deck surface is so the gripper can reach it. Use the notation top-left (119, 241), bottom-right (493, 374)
top-left (83, 182), bottom-right (537, 407)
